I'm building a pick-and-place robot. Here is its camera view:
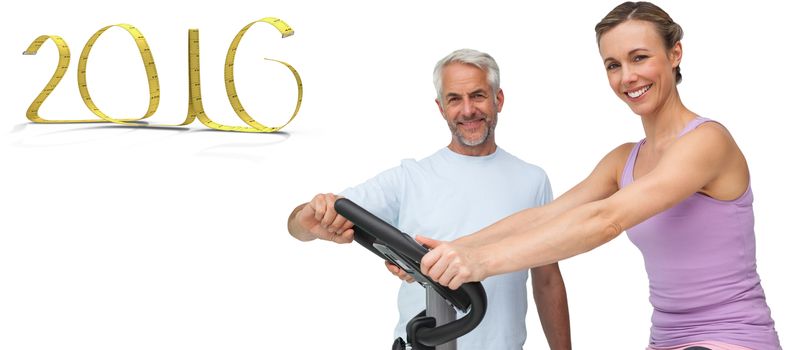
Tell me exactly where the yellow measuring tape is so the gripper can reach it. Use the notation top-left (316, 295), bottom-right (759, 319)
top-left (224, 18), bottom-right (302, 132)
top-left (23, 35), bottom-right (107, 123)
top-left (78, 24), bottom-right (159, 125)
top-left (23, 17), bottom-right (302, 132)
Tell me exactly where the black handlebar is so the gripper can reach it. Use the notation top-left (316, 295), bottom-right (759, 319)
top-left (334, 198), bottom-right (487, 347)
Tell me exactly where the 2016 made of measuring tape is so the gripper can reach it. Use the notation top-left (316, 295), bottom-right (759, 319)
top-left (23, 17), bottom-right (302, 133)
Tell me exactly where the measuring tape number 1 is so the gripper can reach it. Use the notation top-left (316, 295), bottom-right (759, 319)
top-left (23, 17), bottom-right (302, 133)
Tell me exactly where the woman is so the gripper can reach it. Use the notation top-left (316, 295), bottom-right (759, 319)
top-left (415, 2), bottom-right (782, 349)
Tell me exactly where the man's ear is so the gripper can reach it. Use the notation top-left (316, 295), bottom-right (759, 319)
top-left (496, 89), bottom-right (504, 113)
top-left (436, 99), bottom-right (447, 120)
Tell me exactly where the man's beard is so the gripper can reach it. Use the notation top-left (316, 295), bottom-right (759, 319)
top-left (450, 113), bottom-right (497, 147)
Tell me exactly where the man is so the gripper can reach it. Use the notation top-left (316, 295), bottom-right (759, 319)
top-left (287, 49), bottom-right (571, 349)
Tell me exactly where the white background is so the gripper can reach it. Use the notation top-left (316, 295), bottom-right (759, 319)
top-left (1, 1), bottom-right (786, 349)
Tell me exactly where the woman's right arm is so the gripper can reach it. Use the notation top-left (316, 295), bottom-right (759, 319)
top-left (453, 143), bottom-right (632, 249)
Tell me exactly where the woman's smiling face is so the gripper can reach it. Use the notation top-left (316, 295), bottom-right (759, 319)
top-left (599, 19), bottom-right (682, 117)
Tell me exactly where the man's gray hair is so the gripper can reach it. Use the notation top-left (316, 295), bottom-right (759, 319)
top-left (433, 49), bottom-right (501, 104)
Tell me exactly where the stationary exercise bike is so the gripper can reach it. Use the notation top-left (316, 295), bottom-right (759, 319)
top-left (334, 198), bottom-right (487, 350)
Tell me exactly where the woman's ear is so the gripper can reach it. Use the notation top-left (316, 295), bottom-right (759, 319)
top-left (670, 41), bottom-right (683, 68)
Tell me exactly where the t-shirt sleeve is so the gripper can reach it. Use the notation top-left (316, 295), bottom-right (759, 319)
top-left (338, 165), bottom-right (403, 227)
top-left (537, 170), bottom-right (554, 206)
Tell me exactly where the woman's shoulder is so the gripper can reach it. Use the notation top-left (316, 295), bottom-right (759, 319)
top-left (588, 142), bottom-right (641, 186)
top-left (694, 119), bottom-right (733, 138)
top-left (606, 142), bottom-right (639, 165)
top-left (679, 119), bottom-right (736, 152)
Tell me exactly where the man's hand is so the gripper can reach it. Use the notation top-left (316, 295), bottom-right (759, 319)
top-left (385, 261), bottom-right (415, 283)
top-left (294, 193), bottom-right (355, 243)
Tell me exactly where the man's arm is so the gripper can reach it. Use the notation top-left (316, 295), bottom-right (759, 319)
top-left (531, 263), bottom-right (571, 350)
top-left (287, 203), bottom-right (315, 241)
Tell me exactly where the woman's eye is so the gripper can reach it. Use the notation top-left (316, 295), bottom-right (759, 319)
top-left (606, 62), bottom-right (620, 70)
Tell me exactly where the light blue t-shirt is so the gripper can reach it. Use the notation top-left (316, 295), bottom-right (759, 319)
top-left (340, 147), bottom-right (553, 349)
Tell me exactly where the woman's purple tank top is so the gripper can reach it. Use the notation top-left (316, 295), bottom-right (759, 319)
top-left (620, 117), bottom-right (781, 349)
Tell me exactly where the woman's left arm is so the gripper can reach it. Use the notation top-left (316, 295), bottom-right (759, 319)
top-left (420, 123), bottom-right (739, 289)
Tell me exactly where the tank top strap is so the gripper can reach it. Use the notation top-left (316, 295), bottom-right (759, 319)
top-left (677, 116), bottom-right (713, 137)
top-left (621, 138), bottom-right (646, 188)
